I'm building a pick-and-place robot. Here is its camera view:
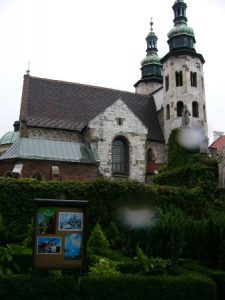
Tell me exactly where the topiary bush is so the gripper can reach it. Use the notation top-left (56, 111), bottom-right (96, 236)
top-left (88, 223), bottom-right (110, 255)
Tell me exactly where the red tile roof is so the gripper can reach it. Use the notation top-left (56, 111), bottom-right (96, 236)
top-left (209, 136), bottom-right (225, 153)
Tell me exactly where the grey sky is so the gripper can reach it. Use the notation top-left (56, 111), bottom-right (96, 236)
top-left (0, 0), bottom-right (224, 142)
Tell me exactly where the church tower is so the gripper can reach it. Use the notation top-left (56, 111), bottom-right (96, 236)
top-left (135, 20), bottom-right (163, 95)
top-left (162, 0), bottom-right (208, 143)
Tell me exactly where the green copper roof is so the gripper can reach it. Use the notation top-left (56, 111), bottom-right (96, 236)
top-left (0, 131), bottom-right (19, 145)
top-left (168, 25), bottom-right (194, 39)
top-left (141, 54), bottom-right (161, 66)
top-left (147, 31), bottom-right (157, 38)
top-left (0, 138), bottom-right (99, 164)
top-left (175, 0), bottom-right (185, 3)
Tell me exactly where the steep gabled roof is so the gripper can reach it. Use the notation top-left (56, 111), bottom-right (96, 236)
top-left (20, 75), bottom-right (164, 142)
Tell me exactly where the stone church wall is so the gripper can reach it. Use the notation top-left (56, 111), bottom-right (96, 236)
top-left (86, 99), bottom-right (148, 182)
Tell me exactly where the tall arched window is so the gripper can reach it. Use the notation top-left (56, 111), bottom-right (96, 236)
top-left (190, 72), bottom-right (197, 87)
top-left (192, 101), bottom-right (199, 118)
top-left (177, 101), bottom-right (184, 117)
top-left (166, 104), bottom-right (170, 120)
top-left (112, 136), bottom-right (129, 175)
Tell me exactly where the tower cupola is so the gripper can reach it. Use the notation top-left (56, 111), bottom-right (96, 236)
top-left (173, 0), bottom-right (187, 26)
top-left (162, 0), bottom-right (203, 60)
top-left (134, 20), bottom-right (163, 93)
top-left (146, 19), bottom-right (158, 54)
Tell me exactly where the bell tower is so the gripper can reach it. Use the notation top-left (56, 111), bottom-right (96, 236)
top-left (135, 19), bottom-right (163, 95)
top-left (162, 0), bottom-right (208, 143)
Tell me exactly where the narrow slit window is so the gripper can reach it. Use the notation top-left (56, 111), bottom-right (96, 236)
top-left (166, 104), bottom-right (170, 120)
top-left (165, 75), bottom-right (169, 91)
top-left (192, 101), bottom-right (199, 118)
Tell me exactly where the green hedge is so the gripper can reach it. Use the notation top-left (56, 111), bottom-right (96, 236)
top-left (126, 210), bottom-right (225, 269)
top-left (153, 164), bottom-right (218, 189)
top-left (0, 273), bottom-right (217, 300)
top-left (80, 274), bottom-right (216, 300)
top-left (1, 178), bottom-right (225, 268)
top-left (0, 275), bottom-right (80, 300)
top-left (0, 177), bottom-right (219, 244)
top-left (180, 260), bottom-right (225, 300)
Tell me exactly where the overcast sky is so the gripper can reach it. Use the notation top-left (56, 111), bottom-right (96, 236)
top-left (0, 0), bottom-right (224, 142)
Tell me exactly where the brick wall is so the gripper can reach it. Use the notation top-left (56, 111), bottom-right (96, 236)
top-left (0, 159), bottom-right (99, 181)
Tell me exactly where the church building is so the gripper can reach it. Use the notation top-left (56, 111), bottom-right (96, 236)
top-left (0, 0), bottom-right (208, 182)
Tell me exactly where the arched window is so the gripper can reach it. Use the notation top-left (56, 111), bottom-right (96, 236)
top-left (112, 136), bottom-right (129, 175)
top-left (147, 148), bottom-right (155, 163)
top-left (176, 71), bottom-right (183, 87)
top-left (177, 101), bottom-right (184, 117)
top-left (192, 101), bottom-right (199, 118)
top-left (166, 104), bottom-right (170, 120)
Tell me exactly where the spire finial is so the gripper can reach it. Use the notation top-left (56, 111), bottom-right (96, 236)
top-left (150, 17), bottom-right (153, 32)
top-left (26, 61), bottom-right (30, 75)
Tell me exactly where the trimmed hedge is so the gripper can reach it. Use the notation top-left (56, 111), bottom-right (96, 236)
top-left (80, 274), bottom-right (216, 300)
top-left (1, 178), bottom-right (225, 268)
top-left (0, 275), bottom-right (80, 300)
top-left (180, 260), bottom-right (225, 300)
top-left (0, 273), bottom-right (217, 300)
top-left (0, 177), bottom-right (219, 242)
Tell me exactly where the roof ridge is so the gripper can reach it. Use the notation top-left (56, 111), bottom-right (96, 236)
top-left (26, 75), bottom-right (149, 98)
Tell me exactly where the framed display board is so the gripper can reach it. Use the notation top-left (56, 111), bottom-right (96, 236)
top-left (33, 199), bottom-right (88, 270)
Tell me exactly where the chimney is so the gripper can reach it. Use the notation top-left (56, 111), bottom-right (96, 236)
top-left (13, 121), bottom-right (20, 132)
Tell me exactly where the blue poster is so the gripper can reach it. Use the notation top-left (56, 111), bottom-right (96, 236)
top-left (64, 233), bottom-right (82, 260)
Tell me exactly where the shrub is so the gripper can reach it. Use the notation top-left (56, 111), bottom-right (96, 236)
top-left (135, 245), bottom-right (169, 275)
top-left (0, 244), bottom-right (30, 276)
top-left (88, 223), bottom-right (110, 254)
top-left (89, 258), bottom-right (121, 277)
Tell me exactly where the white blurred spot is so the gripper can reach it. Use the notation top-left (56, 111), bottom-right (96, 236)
top-left (117, 207), bottom-right (157, 229)
top-left (177, 128), bottom-right (205, 150)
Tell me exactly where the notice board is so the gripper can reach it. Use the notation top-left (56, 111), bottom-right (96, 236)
top-left (33, 199), bottom-right (88, 270)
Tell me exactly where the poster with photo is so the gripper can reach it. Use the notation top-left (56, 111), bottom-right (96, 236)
top-left (59, 212), bottom-right (83, 231)
top-left (37, 207), bottom-right (57, 234)
top-left (37, 236), bottom-right (61, 254)
top-left (64, 233), bottom-right (82, 260)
